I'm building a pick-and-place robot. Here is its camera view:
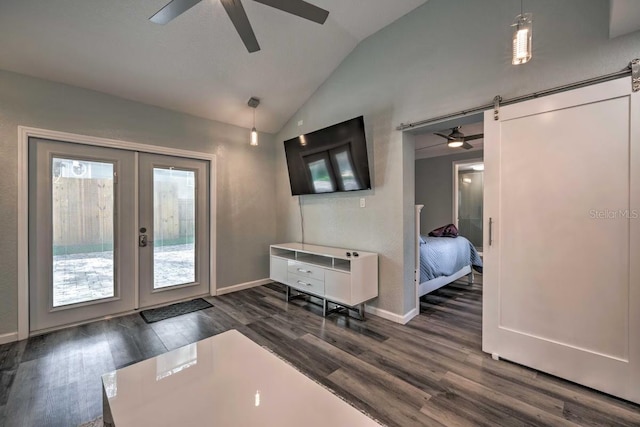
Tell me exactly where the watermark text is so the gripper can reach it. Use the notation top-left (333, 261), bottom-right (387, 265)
top-left (589, 209), bottom-right (639, 219)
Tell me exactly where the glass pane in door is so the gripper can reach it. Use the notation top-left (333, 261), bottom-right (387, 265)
top-left (153, 168), bottom-right (196, 288)
top-left (52, 158), bottom-right (115, 307)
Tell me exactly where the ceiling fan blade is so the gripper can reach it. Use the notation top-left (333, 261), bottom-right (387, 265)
top-left (416, 142), bottom-right (450, 151)
top-left (253, 0), bottom-right (329, 24)
top-left (221, 0), bottom-right (261, 52)
top-left (465, 133), bottom-right (484, 141)
top-left (435, 132), bottom-right (453, 141)
top-left (149, 0), bottom-right (203, 24)
top-left (462, 142), bottom-right (474, 150)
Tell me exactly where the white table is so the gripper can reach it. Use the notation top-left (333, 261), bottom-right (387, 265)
top-left (102, 329), bottom-right (382, 426)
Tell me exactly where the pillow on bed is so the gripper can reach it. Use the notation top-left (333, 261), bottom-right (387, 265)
top-left (428, 223), bottom-right (459, 238)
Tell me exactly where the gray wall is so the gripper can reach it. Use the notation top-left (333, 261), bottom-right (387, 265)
top-left (274, 0), bottom-right (640, 317)
top-left (0, 70), bottom-right (277, 335)
top-left (416, 151), bottom-right (484, 235)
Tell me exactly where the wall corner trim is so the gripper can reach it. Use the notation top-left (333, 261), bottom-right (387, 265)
top-left (216, 278), bottom-right (271, 296)
top-left (365, 305), bottom-right (418, 324)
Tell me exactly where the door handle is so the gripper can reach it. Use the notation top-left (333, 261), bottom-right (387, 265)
top-left (488, 217), bottom-right (493, 246)
top-left (139, 234), bottom-right (148, 247)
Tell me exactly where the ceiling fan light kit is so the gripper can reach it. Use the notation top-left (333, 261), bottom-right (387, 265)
top-left (433, 127), bottom-right (483, 151)
top-left (150, 0), bottom-right (329, 53)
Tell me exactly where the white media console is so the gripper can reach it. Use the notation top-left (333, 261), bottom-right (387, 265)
top-left (269, 243), bottom-right (378, 319)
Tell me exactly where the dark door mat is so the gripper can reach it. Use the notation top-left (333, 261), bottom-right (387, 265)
top-left (140, 298), bottom-right (213, 323)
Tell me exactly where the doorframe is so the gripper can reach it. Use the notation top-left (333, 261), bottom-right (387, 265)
top-left (452, 158), bottom-right (483, 229)
top-left (17, 126), bottom-right (217, 340)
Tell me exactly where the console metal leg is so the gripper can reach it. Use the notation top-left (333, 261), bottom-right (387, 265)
top-left (285, 288), bottom-right (368, 321)
top-left (358, 304), bottom-right (365, 320)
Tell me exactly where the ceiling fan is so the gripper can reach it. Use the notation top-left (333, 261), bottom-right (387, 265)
top-left (434, 126), bottom-right (483, 150)
top-left (150, 0), bottom-right (329, 53)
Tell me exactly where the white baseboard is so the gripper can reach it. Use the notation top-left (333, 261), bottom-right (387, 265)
top-left (0, 332), bottom-right (19, 345)
top-left (365, 306), bottom-right (419, 325)
top-left (216, 278), bottom-right (271, 296)
top-left (401, 307), bottom-right (420, 324)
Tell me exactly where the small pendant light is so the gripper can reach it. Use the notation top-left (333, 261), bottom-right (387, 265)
top-left (512, 0), bottom-right (532, 65)
top-left (248, 97), bottom-right (260, 146)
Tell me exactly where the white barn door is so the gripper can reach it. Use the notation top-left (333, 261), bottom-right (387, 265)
top-left (483, 78), bottom-right (640, 403)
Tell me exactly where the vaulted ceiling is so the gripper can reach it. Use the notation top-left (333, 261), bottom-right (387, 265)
top-left (0, 0), bottom-right (427, 133)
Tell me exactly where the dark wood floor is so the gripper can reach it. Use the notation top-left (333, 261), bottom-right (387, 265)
top-left (2, 277), bottom-right (640, 426)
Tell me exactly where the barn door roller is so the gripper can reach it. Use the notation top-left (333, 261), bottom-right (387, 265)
top-left (632, 59), bottom-right (640, 92)
top-left (493, 96), bottom-right (502, 121)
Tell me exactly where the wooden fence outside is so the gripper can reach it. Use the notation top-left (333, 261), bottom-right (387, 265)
top-left (52, 178), bottom-right (194, 254)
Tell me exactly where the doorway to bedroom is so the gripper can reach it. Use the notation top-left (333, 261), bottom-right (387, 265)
top-left (405, 77), bottom-right (640, 403)
top-left (413, 117), bottom-right (484, 315)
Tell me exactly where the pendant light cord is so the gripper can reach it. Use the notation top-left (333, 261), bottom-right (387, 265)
top-left (521, 0), bottom-right (524, 16)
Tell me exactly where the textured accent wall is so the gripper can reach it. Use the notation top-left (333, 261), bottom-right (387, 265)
top-left (274, 0), bottom-right (640, 317)
top-left (0, 70), bottom-right (277, 335)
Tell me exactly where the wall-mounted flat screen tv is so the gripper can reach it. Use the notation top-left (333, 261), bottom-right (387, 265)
top-left (284, 116), bottom-right (371, 196)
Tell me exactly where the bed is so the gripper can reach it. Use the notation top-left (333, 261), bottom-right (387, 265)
top-left (418, 234), bottom-right (483, 297)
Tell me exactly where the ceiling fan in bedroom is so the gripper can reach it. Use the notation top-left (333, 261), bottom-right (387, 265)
top-left (149, 0), bottom-right (330, 53)
top-left (433, 126), bottom-right (484, 150)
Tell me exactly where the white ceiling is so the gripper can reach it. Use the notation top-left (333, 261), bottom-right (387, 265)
top-left (0, 0), bottom-right (426, 134)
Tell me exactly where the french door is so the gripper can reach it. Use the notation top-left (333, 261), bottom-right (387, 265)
top-left (483, 78), bottom-right (640, 403)
top-left (29, 139), bottom-right (210, 332)
top-left (138, 153), bottom-right (209, 308)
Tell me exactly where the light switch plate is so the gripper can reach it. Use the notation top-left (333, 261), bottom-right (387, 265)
top-left (360, 198), bottom-right (366, 208)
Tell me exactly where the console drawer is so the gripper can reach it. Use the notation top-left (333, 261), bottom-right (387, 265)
top-left (287, 261), bottom-right (325, 281)
top-left (288, 273), bottom-right (325, 296)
